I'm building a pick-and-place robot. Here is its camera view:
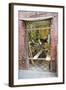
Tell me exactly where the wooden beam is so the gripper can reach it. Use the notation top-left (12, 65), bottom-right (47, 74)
top-left (27, 27), bottom-right (51, 31)
top-left (19, 16), bottom-right (53, 21)
top-left (33, 50), bottom-right (42, 59)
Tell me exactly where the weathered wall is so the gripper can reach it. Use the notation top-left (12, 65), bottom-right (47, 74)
top-left (50, 15), bottom-right (58, 72)
top-left (18, 11), bottom-right (58, 71)
top-left (18, 20), bottom-right (29, 69)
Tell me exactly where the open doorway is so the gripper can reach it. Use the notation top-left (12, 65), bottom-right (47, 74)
top-left (25, 19), bottom-right (51, 71)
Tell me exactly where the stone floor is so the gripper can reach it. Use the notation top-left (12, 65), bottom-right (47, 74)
top-left (18, 64), bottom-right (57, 79)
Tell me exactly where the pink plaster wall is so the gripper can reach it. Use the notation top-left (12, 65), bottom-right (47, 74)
top-left (18, 20), bottom-right (28, 69)
top-left (50, 15), bottom-right (58, 72)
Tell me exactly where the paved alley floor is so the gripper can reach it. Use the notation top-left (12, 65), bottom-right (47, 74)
top-left (18, 64), bottom-right (57, 79)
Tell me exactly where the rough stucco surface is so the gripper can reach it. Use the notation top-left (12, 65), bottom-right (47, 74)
top-left (18, 11), bottom-right (58, 71)
top-left (51, 15), bottom-right (58, 72)
top-left (18, 20), bottom-right (28, 69)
